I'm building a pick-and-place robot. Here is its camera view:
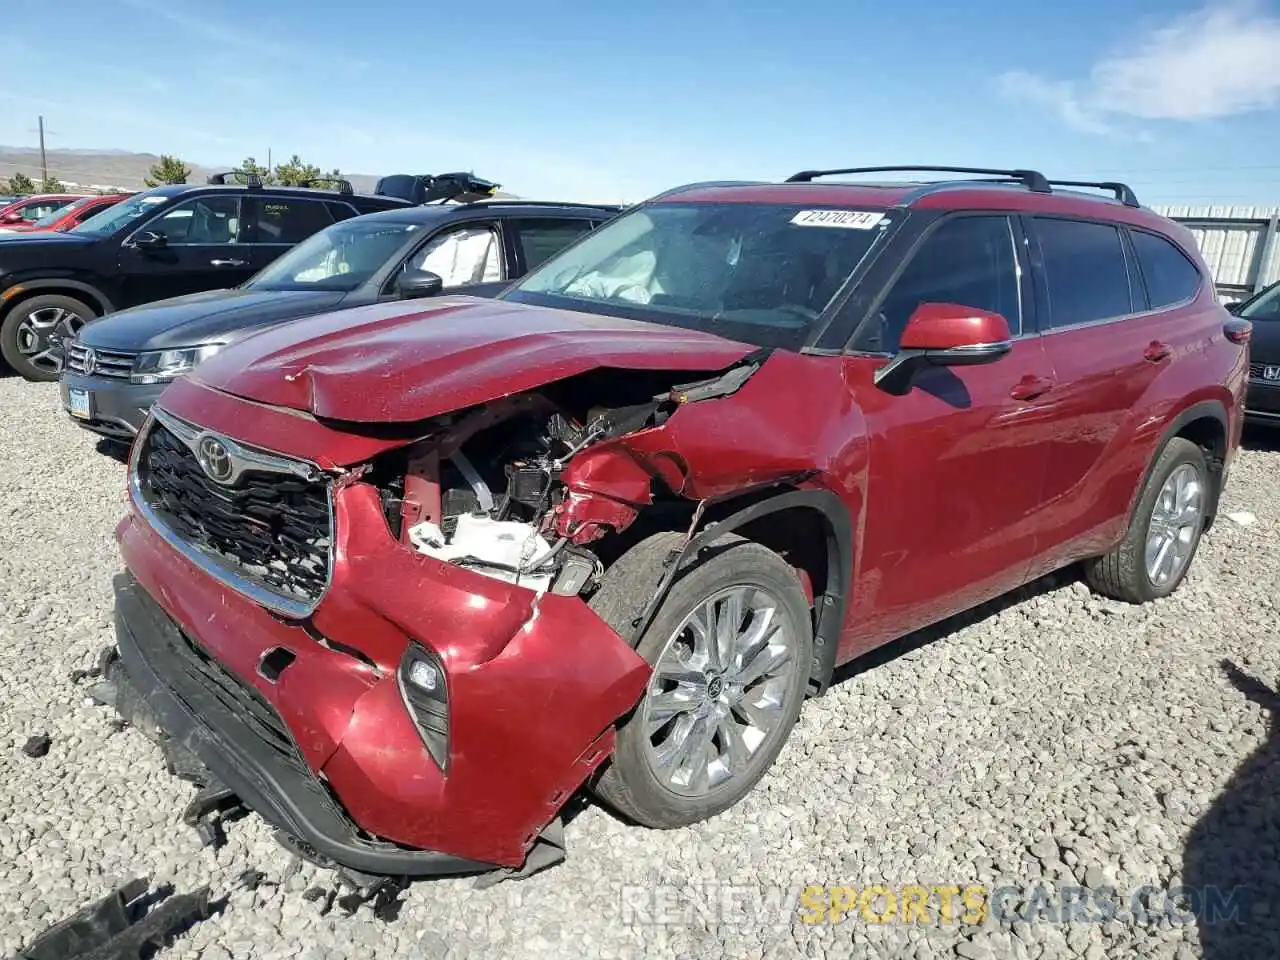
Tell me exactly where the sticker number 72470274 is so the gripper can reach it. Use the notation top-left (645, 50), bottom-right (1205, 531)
top-left (789, 209), bottom-right (885, 229)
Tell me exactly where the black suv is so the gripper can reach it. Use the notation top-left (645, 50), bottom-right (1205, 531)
top-left (60, 193), bottom-right (619, 441)
top-left (0, 171), bottom-right (415, 381)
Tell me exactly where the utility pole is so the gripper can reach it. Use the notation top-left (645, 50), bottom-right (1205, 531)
top-left (267, 147), bottom-right (272, 171)
top-left (38, 115), bottom-right (48, 184)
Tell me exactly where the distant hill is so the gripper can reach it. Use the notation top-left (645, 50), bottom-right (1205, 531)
top-left (0, 146), bottom-right (518, 198)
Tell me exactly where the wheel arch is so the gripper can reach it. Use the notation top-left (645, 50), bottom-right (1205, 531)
top-left (1129, 399), bottom-right (1229, 530)
top-left (0, 279), bottom-right (115, 320)
top-left (629, 485), bottom-right (854, 698)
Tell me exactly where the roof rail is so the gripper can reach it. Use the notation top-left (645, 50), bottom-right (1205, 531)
top-left (785, 165), bottom-right (1052, 194)
top-left (299, 175), bottom-right (354, 195)
top-left (205, 169), bottom-right (264, 188)
top-left (1045, 179), bottom-right (1140, 207)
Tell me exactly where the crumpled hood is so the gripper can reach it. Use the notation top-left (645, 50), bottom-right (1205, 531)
top-left (78, 288), bottom-right (347, 351)
top-left (190, 296), bottom-right (756, 422)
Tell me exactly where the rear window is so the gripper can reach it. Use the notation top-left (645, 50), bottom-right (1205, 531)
top-left (1130, 229), bottom-right (1201, 309)
top-left (1034, 218), bottom-right (1133, 329)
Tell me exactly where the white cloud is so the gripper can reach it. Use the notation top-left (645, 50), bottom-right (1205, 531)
top-left (999, 1), bottom-right (1280, 134)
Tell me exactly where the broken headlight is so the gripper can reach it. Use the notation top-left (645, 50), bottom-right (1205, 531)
top-left (397, 643), bottom-right (450, 771)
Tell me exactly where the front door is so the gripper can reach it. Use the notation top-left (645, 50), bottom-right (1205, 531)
top-left (116, 195), bottom-right (253, 306)
top-left (844, 213), bottom-right (1057, 650)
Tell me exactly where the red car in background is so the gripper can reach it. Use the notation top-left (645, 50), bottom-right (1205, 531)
top-left (0, 194), bottom-right (83, 231)
top-left (0, 193), bottom-right (132, 233)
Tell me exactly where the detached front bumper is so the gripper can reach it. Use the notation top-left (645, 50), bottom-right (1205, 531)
top-left (111, 571), bottom-right (493, 877)
top-left (112, 474), bottom-right (651, 873)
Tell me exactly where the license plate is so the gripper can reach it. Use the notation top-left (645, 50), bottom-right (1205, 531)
top-left (66, 388), bottom-right (91, 420)
top-left (1265, 366), bottom-right (1280, 382)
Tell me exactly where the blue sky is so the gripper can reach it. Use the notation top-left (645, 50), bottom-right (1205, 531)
top-left (3, 0), bottom-right (1280, 204)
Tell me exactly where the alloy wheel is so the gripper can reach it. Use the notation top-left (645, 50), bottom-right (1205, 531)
top-left (16, 306), bottom-right (87, 374)
top-left (641, 584), bottom-right (798, 797)
top-left (1145, 463), bottom-right (1204, 588)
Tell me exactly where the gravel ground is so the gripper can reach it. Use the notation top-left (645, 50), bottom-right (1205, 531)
top-left (1, 375), bottom-right (1278, 960)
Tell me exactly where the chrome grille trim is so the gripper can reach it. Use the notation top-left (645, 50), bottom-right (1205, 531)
top-left (65, 341), bottom-right (136, 379)
top-left (128, 409), bottom-right (336, 620)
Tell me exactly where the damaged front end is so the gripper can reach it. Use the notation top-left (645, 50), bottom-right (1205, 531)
top-left (105, 350), bottom-right (776, 884)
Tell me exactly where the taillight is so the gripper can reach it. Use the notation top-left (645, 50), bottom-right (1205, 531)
top-left (397, 643), bottom-right (450, 771)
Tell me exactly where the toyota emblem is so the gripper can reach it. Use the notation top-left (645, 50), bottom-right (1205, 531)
top-left (82, 347), bottom-right (96, 376)
top-left (196, 435), bottom-right (235, 484)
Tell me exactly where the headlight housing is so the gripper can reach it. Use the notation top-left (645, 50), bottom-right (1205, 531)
top-left (130, 344), bottom-right (224, 384)
top-left (397, 643), bottom-right (450, 771)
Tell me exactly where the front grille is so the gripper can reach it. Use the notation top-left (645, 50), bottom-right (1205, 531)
top-left (65, 341), bottom-right (135, 379)
top-left (137, 420), bottom-right (332, 608)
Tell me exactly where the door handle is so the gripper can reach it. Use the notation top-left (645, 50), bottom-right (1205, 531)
top-left (1143, 340), bottom-right (1171, 363)
top-left (210, 258), bottom-right (247, 267)
top-left (1010, 375), bottom-right (1054, 401)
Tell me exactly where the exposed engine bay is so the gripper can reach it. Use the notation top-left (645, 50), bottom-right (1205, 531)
top-left (359, 359), bottom-right (766, 597)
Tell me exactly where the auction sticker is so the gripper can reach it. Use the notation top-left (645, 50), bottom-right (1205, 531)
top-left (790, 209), bottom-right (885, 229)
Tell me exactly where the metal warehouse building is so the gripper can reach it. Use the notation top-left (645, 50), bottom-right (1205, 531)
top-left (1152, 205), bottom-right (1280, 301)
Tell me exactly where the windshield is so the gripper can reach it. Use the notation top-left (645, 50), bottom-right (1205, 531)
top-left (504, 202), bottom-right (892, 349)
top-left (1239, 283), bottom-right (1280, 321)
top-left (71, 190), bottom-right (173, 234)
top-left (247, 219), bottom-right (423, 292)
top-left (31, 196), bottom-right (92, 228)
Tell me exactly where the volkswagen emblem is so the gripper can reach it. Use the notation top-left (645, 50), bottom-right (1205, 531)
top-left (196, 435), bottom-right (235, 484)
top-left (81, 347), bottom-right (96, 376)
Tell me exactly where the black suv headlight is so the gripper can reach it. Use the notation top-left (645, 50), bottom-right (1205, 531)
top-left (130, 344), bottom-right (224, 384)
top-left (397, 643), bottom-right (450, 771)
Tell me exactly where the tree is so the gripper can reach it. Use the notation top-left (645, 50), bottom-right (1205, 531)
top-left (272, 154), bottom-right (323, 187)
top-left (39, 177), bottom-right (65, 193)
top-left (5, 172), bottom-right (35, 195)
top-left (144, 154), bottom-right (191, 187)
top-left (235, 156), bottom-right (275, 185)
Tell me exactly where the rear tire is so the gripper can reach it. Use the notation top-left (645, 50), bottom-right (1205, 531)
top-left (0, 293), bottom-right (96, 381)
top-left (590, 533), bottom-right (813, 828)
top-left (1084, 437), bottom-right (1209, 604)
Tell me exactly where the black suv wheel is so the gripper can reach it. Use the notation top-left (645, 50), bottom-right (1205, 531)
top-left (0, 294), bottom-right (96, 381)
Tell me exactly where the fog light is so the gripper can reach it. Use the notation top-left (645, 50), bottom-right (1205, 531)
top-left (407, 659), bottom-right (439, 693)
top-left (397, 644), bottom-right (449, 771)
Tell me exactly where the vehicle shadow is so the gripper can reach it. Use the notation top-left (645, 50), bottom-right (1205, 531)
top-left (828, 569), bottom-right (1067, 687)
top-left (95, 438), bottom-right (132, 464)
top-left (1183, 660), bottom-right (1280, 959)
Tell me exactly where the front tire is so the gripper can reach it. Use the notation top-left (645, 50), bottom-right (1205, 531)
top-left (1084, 437), bottom-right (1210, 603)
top-left (0, 294), bottom-right (96, 381)
top-left (590, 533), bottom-right (813, 828)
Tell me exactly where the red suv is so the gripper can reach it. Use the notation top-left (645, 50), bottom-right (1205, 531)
top-left (101, 165), bottom-right (1249, 883)
top-left (0, 192), bottom-right (131, 233)
top-left (0, 193), bottom-right (81, 230)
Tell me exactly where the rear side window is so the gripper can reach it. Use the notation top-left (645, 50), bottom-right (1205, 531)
top-left (1034, 218), bottom-right (1133, 329)
top-left (1130, 229), bottom-right (1201, 309)
top-left (253, 198), bottom-right (334, 245)
top-left (512, 218), bottom-right (596, 272)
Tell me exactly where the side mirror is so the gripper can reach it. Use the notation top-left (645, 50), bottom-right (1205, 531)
top-left (130, 230), bottom-right (168, 250)
top-left (875, 302), bottom-right (1013, 395)
top-left (395, 269), bottom-right (444, 300)
top-left (0, 211), bottom-right (21, 224)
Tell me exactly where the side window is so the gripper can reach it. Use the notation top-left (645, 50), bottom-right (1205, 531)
top-left (409, 223), bottom-right (502, 287)
top-left (1129, 229), bottom-right (1201, 309)
top-left (859, 215), bottom-right (1021, 353)
top-left (24, 201), bottom-right (66, 221)
top-left (144, 196), bottom-right (241, 244)
top-left (512, 218), bottom-right (595, 272)
top-left (252, 198), bottom-right (334, 245)
top-left (1034, 218), bottom-right (1132, 329)
top-left (326, 201), bottom-right (359, 223)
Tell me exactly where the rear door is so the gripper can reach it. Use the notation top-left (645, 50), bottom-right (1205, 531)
top-left (243, 195), bottom-right (337, 273)
top-left (1021, 216), bottom-right (1196, 576)
top-left (116, 194), bottom-right (251, 305)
